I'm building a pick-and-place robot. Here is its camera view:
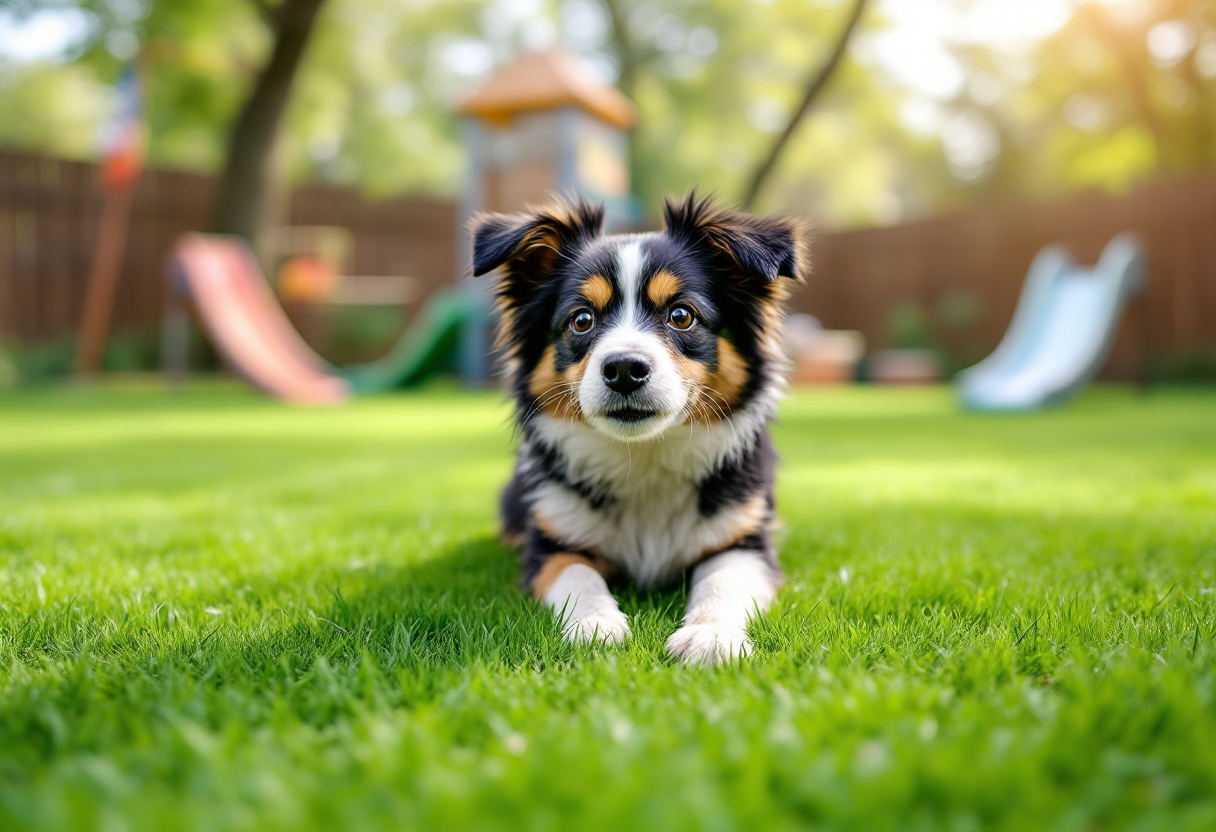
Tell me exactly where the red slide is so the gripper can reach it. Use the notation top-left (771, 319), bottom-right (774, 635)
top-left (169, 234), bottom-right (351, 404)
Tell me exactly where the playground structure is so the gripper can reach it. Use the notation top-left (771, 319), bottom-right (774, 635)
top-left (162, 49), bottom-right (637, 401)
top-left (164, 234), bottom-right (480, 403)
top-left (958, 234), bottom-right (1147, 411)
top-left (454, 48), bottom-right (636, 382)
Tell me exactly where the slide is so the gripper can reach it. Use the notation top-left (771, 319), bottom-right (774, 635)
top-left (341, 290), bottom-right (482, 393)
top-left (167, 234), bottom-right (476, 403)
top-left (957, 233), bottom-right (1146, 411)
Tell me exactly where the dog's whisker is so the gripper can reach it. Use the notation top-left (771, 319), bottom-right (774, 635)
top-left (521, 380), bottom-right (583, 425)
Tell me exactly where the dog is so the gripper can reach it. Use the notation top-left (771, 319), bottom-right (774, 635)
top-left (471, 193), bottom-right (805, 666)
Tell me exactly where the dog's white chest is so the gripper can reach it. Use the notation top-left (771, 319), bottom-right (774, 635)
top-left (528, 416), bottom-right (764, 588)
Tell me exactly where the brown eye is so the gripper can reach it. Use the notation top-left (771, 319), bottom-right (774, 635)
top-left (667, 305), bottom-right (695, 331)
top-left (570, 309), bottom-right (595, 334)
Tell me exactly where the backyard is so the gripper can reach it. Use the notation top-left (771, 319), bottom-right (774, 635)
top-left (1, 384), bottom-right (1214, 831)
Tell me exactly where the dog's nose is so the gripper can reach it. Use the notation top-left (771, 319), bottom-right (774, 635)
top-left (601, 353), bottom-right (651, 395)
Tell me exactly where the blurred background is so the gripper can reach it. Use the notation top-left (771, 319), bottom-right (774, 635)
top-left (0, 0), bottom-right (1213, 397)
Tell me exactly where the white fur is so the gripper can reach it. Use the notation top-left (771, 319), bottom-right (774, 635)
top-left (580, 328), bottom-right (688, 442)
top-left (615, 240), bottom-right (644, 327)
top-left (665, 550), bottom-right (778, 666)
top-left (529, 390), bottom-right (777, 589)
top-left (543, 563), bottom-right (630, 643)
top-left (577, 241), bottom-right (690, 442)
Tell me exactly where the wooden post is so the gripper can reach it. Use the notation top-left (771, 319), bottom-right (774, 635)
top-left (0, 208), bottom-right (13, 342)
top-left (74, 176), bottom-right (137, 376)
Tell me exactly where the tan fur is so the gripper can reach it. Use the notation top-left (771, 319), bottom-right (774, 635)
top-left (685, 337), bottom-right (748, 423)
top-left (533, 511), bottom-right (568, 546)
top-left (528, 347), bottom-right (588, 421)
top-left (646, 270), bottom-right (681, 307)
top-left (493, 301), bottom-right (517, 353)
top-left (529, 553), bottom-right (613, 600)
top-left (583, 274), bottom-right (613, 310)
top-left (698, 493), bottom-right (769, 558)
top-left (672, 351), bottom-right (709, 388)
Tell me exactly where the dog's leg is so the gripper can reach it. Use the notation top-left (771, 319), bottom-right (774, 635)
top-left (530, 554), bottom-right (630, 644)
top-left (666, 550), bottom-right (778, 666)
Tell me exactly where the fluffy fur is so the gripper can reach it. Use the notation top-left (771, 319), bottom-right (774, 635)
top-left (471, 193), bottom-right (806, 665)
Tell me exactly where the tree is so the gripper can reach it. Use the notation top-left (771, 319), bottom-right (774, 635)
top-left (599, 0), bottom-right (653, 207)
top-left (739, 0), bottom-right (870, 209)
top-left (939, 0), bottom-right (1216, 202)
top-left (211, 0), bottom-right (328, 252)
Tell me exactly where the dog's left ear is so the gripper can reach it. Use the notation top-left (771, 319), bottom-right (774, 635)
top-left (662, 193), bottom-right (807, 283)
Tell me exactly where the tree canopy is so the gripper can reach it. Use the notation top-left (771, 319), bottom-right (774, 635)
top-left (2, 0), bottom-right (1214, 227)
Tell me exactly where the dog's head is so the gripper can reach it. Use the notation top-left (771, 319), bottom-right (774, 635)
top-left (471, 193), bottom-right (806, 442)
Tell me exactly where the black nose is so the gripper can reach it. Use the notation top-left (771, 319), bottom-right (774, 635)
top-left (601, 353), bottom-right (651, 395)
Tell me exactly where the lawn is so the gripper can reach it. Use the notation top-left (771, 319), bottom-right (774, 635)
top-left (1, 383), bottom-right (1215, 831)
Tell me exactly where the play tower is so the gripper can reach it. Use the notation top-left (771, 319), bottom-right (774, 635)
top-left (455, 49), bottom-right (637, 381)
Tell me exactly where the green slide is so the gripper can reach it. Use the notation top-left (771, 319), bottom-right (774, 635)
top-left (340, 289), bottom-right (484, 393)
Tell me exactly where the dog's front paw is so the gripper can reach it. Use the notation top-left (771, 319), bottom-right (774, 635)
top-left (561, 609), bottom-right (631, 644)
top-left (666, 624), bottom-right (751, 666)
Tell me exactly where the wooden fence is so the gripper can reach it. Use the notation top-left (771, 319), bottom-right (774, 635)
top-left (797, 174), bottom-right (1216, 379)
top-left (0, 150), bottom-right (457, 346)
top-left (2, 147), bottom-right (1214, 380)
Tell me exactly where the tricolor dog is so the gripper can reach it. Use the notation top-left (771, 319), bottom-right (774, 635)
top-left (471, 194), bottom-right (805, 666)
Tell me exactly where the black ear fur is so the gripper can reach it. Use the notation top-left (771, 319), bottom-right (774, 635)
top-left (470, 198), bottom-right (605, 277)
top-left (662, 192), bottom-right (805, 283)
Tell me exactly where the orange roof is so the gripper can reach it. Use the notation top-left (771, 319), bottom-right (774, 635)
top-left (457, 49), bottom-right (636, 129)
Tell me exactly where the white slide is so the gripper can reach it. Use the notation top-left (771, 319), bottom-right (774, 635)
top-left (958, 234), bottom-right (1146, 411)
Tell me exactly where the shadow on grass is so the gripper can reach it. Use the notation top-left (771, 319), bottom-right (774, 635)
top-left (197, 534), bottom-right (690, 680)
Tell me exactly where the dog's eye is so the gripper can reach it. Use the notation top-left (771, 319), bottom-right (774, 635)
top-left (569, 309), bottom-right (595, 335)
top-left (667, 305), bottom-right (696, 331)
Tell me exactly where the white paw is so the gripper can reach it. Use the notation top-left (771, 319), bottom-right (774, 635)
top-left (666, 624), bottom-right (752, 666)
top-left (561, 609), bottom-right (631, 644)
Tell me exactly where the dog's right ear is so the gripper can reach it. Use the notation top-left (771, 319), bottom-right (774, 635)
top-left (470, 198), bottom-right (605, 278)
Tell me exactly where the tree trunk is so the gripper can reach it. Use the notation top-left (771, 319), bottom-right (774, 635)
top-left (211, 0), bottom-right (327, 252)
top-left (740, 0), bottom-right (869, 210)
top-left (601, 0), bottom-right (643, 210)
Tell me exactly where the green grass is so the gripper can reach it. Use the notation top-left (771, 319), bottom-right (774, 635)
top-left (2, 382), bottom-right (1215, 831)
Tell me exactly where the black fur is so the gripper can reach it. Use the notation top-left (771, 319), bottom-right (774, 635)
top-left (520, 526), bottom-right (571, 587)
top-left (697, 431), bottom-right (777, 517)
top-left (662, 192), bottom-right (803, 283)
top-left (471, 199), bottom-right (605, 277)
top-left (524, 441), bottom-right (614, 511)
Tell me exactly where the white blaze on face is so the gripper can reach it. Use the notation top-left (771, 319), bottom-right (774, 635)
top-left (579, 240), bottom-right (690, 442)
top-left (615, 239), bottom-right (645, 327)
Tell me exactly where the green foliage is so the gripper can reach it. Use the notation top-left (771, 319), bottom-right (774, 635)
top-left (943, 1), bottom-right (1216, 205)
top-left (887, 301), bottom-right (935, 350)
top-left (2, 334), bottom-right (76, 381)
top-left (0, 344), bottom-right (17, 388)
top-left (0, 328), bottom-right (166, 384)
top-left (2, 0), bottom-right (1216, 224)
top-left (1162, 347), bottom-right (1216, 382)
top-left (1, 385), bottom-right (1215, 830)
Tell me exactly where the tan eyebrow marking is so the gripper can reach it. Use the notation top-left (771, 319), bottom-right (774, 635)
top-left (583, 274), bottom-right (613, 309)
top-left (646, 270), bottom-right (681, 306)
